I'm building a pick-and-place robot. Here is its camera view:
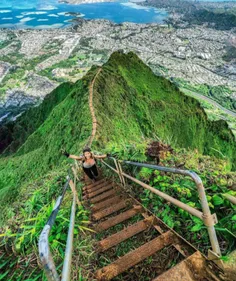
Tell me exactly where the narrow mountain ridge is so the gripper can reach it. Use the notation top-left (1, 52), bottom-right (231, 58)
top-left (0, 51), bottom-right (235, 225)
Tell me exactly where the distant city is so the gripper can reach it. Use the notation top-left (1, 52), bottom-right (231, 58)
top-left (0, 0), bottom-right (235, 135)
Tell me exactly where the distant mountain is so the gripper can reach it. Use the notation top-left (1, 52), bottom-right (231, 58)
top-left (183, 8), bottom-right (236, 31)
top-left (142, 0), bottom-right (236, 30)
top-left (0, 51), bottom-right (235, 224)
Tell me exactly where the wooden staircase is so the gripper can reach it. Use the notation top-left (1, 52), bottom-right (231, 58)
top-left (82, 178), bottom-right (222, 281)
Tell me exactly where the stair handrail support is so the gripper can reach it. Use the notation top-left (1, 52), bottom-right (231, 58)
top-left (102, 158), bottom-right (221, 258)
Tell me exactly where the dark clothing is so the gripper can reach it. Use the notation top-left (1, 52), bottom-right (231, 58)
top-left (83, 164), bottom-right (98, 180)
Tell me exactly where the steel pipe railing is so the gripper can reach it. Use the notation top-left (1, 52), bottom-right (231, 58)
top-left (61, 192), bottom-right (76, 281)
top-left (38, 177), bottom-right (70, 281)
top-left (39, 166), bottom-right (79, 281)
top-left (102, 158), bottom-right (221, 256)
top-left (223, 193), bottom-right (236, 205)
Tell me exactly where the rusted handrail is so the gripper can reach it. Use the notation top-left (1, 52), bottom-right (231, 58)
top-left (101, 158), bottom-right (221, 257)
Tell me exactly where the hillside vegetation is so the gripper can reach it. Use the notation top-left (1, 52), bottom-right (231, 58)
top-left (0, 50), bottom-right (235, 223)
top-left (0, 51), bottom-right (235, 280)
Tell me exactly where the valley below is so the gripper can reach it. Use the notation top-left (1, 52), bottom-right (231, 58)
top-left (0, 16), bottom-right (235, 133)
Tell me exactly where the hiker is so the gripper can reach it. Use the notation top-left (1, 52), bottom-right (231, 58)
top-left (63, 147), bottom-right (109, 182)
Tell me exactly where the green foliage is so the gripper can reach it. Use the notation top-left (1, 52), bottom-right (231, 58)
top-left (0, 51), bottom-right (235, 278)
top-left (136, 149), bottom-right (236, 255)
top-left (24, 52), bottom-right (58, 71)
top-left (0, 168), bottom-right (92, 280)
top-left (94, 52), bottom-right (236, 169)
top-left (175, 78), bottom-right (235, 111)
top-left (39, 55), bottom-right (80, 81)
top-left (0, 40), bottom-right (11, 50)
top-left (184, 8), bottom-right (236, 30)
top-left (0, 52), bottom-right (24, 64)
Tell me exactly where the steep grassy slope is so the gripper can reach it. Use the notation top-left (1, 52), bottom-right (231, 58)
top-left (0, 68), bottom-right (98, 224)
top-left (0, 51), bottom-right (235, 225)
top-left (0, 51), bottom-right (235, 280)
top-left (93, 52), bottom-right (236, 167)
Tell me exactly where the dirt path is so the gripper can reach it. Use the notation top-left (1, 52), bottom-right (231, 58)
top-left (86, 68), bottom-right (102, 148)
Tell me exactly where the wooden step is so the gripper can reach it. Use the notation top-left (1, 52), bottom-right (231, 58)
top-left (90, 189), bottom-right (118, 204)
top-left (84, 180), bottom-right (112, 193)
top-left (152, 251), bottom-right (205, 281)
top-left (85, 178), bottom-right (107, 189)
top-left (94, 205), bottom-right (144, 232)
top-left (85, 178), bottom-right (106, 189)
top-left (96, 216), bottom-right (155, 252)
top-left (92, 195), bottom-right (124, 212)
top-left (83, 183), bottom-right (113, 199)
top-left (83, 182), bottom-right (113, 197)
top-left (95, 231), bottom-right (174, 281)
top-left (92, 199), bottom-right (131, 221)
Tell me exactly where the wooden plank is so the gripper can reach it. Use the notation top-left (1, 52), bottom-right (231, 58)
top-left (92, 200), bottom-right (130, 221)
top-left (97, 216), bottom-right (154, 252)
top-left (83, 184), bottom-right (113, 199)
top-left (90, 189), bottom-right (117, 204)
top-left (92, 195), bottom-right (124, 212)
top-left (95, 231), bottom-right (174, 280)
top-left (94, 205), bottom-right (143, 232)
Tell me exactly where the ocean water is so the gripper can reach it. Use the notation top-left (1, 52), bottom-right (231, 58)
top-left (0, 0), bottom-right (168, 29)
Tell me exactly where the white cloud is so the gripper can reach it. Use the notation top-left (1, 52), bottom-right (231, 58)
top-left (19, 17), bottom-right (35, 23)
top-left (37, 19), bottom-right (49, 22)
top-left (16, 15), bottom-right (24, 18)
top-left (2, 17), bottom-right (13, 20)
top-left (0, 10), bottom-right (11, 13)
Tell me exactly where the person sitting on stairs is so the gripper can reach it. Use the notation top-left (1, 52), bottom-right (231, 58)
top-left (63, 147), bottom-right (109, 182)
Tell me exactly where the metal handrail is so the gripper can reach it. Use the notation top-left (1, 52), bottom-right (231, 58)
top-left (38, 177), bottom-right (70, 281)
top-left (101, 158), bottom-right (221, 257)
top-left (223, 193), bottom-right (236, 205)
top-left (61, 189), bottom-right (76, 281)
top-left (38, 168), bottom-right (78, 281)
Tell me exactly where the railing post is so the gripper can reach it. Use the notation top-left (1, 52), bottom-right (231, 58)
top-left (113, 158), bottom-right (123, 186)
top-left (103, 160), bottom-right (222, 258)
top-left (189, 172), bottom-right (221, 257)
top-left (118, 161), bottom-right (126, 187)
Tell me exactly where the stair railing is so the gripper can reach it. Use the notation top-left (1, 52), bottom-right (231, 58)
top-left (38, 167), bottom-right (78, 281)
top-left (101, 158), bottom-right (221, 258)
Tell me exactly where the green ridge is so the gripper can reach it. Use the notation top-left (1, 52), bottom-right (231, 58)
top-left (0, 52), bottom-right (235, 280)
top-left (0, 51), bottom-right (235, 225)
top-left (94, 52), bottom-right (235, 166)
